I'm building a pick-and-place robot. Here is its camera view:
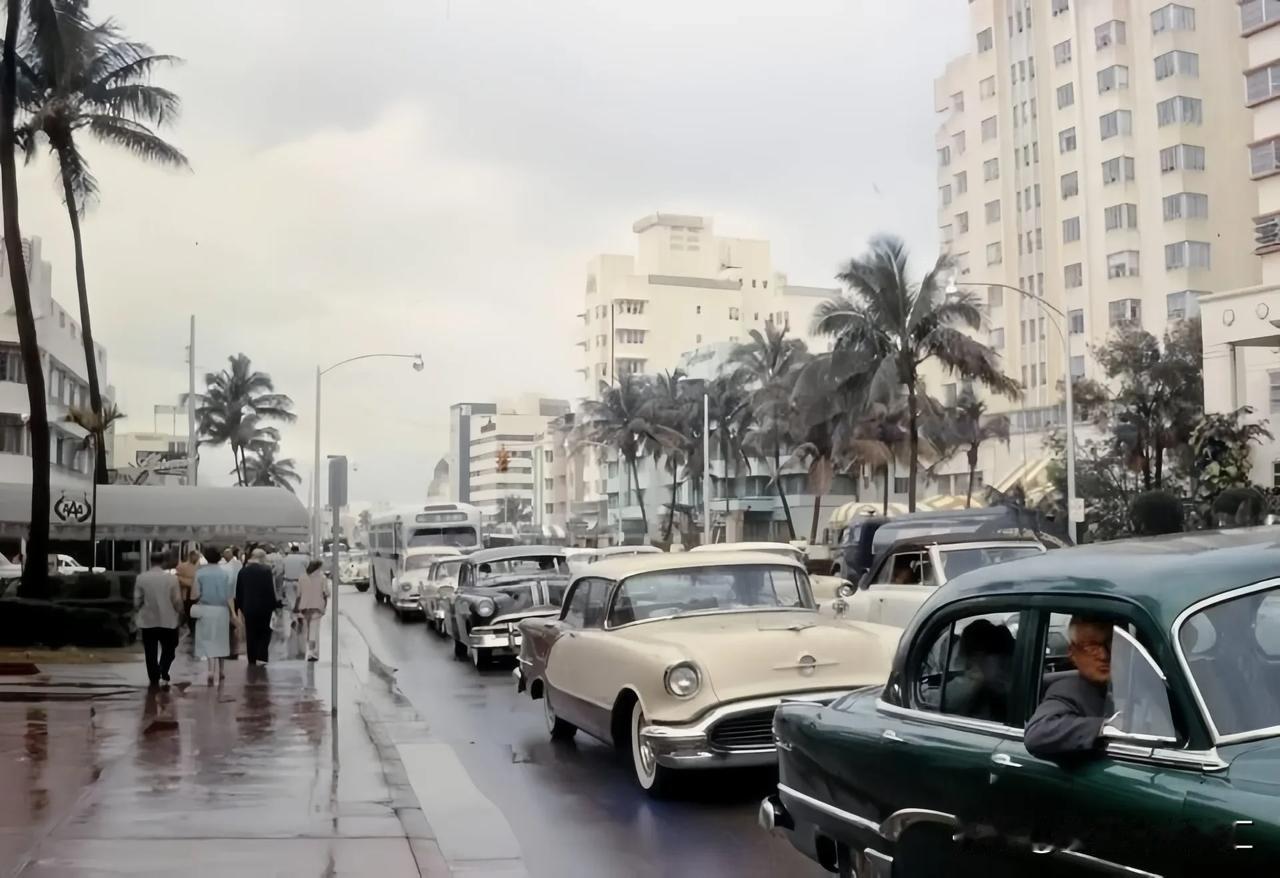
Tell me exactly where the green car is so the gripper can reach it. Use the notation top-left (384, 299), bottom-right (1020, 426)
top-left (762, 529), bottom-right (1280, 878)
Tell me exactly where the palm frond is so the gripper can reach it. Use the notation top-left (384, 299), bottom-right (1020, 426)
top-left (83, 114), bottom-right (188, 167)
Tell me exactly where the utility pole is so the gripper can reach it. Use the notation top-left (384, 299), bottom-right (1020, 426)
top-left (186, 315), bottom-right (197, 486)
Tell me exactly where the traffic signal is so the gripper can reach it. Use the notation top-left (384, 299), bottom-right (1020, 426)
top-left (496, 447), bottom-right (510, 473)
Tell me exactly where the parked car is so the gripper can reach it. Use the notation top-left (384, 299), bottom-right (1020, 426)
top-left (341, 549), bottom-right (370, 591)
top-left (516, 551), bottom-right (900, 796)
top-left (832, 515), bottom-right (890, 581)
top-left (48, 554), bottom-right (105, 575)
top-left (443, 545), bottom-right (570, 668)
top-left (841, 535), bottom-right (1046, 628)
top-left (420, 555), bottom-right (466, 633)
top-left (379, 546), bottom-right (461, 619)
top-left (763, 529), bottom-right (1280, 877)
top-left (691, 542), bottom-right (854, 617)
top-left (568, 544), bottom-right (663, 571)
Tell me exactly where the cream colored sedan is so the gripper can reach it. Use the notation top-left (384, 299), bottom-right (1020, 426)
top-left (515, 551), bottom-right (899, 795)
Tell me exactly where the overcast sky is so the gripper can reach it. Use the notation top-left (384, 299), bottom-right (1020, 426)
top-left (14, 0), bottom-right (967, 506)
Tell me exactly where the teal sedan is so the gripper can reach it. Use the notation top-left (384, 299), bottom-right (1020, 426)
top-left (762, 529), bottom-right (1280, 877)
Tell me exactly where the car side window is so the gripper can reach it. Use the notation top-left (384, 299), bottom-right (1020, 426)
top-left (913, 612), bottom-right (1018, 725)
top-left (875, 551), bottom-right (934, 586)
top-left (561, 583), bottom-right (590, 627)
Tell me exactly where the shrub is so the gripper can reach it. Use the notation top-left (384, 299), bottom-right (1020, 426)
top-left (1212, 487), bottom-right (1267, 527)
top-left (1129, 491), bottom-right (1184, 536)
top-left (0, 599), bottom-right (130, 648)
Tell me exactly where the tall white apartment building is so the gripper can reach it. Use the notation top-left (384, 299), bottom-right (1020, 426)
top-left (1201, 0), bottom-right (1280, 487)
top-left (934, 0), bottom-right (1259, 489)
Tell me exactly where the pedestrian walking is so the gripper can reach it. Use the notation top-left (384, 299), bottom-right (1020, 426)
top-left (176, 550), bottom-right (200, 639)
top-left (134, 550), bottom-right (183, 688)
top-left (236, 548), bottom-right (280, 666)
top-left (192, 546), bottom-right (235, 685)
top-left (295, 559), bottom-right (329, 662)
top-left (280, 543), bottom-right (309, 630)
top-left (220, 546), bottom-right (243, 582)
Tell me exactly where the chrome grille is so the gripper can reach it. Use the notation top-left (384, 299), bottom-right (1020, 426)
top-left (709, 709), bottom-right (776, 752)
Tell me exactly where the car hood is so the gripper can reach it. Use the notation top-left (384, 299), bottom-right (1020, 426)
top-left (612, 611), bottom-right (897, 702)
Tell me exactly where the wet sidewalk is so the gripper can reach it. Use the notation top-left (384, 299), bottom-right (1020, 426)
top-left (0, 616), bottom-right (443, 877)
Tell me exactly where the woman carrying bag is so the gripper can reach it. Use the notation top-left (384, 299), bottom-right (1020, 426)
top-left (191, 545), bottom-right (235, 684)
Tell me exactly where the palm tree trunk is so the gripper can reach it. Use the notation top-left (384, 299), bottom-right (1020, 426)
top-left (89, 435), bottom-right (99, 567)
top-left (809, 493), bottom-right (822, 544)
top-left (664, 466), bottom-right (678, 542)
top-left (628, 455), bottom-right (648, 538)
top-left (58, 161), bottom-right (107, 485)
top-left (966, 444), bottom-right (979, 509)
top-left (1154, 435), bottom-right (1164, 489)
top-left (231, 443), bottom-right (243, 486)
top-left (2, 3), bottom-right (50, 590)
top-left (907, 381), bottom-right (919, 513)
top-left (773, 448), bottom-right (796, 540)
top-left (882, 464), bottom-right (890, 516)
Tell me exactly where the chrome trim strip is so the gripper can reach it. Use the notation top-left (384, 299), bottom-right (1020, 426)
top-left (776, 784), bottom-right (880, 835)
top-left (862, 849), bottom-right (893, 878)
top-left (1172, 575), bottom-right (1280, 746)
top-left (604, 606), bottom-right (816, 632)
top-left (876, 699), bottom-right (1026, 741)
top-left (879, 808), bottom-right (959, 842)
top-left (649, 691), bottom-right (850, 735)
top-left (1053, 848), bottom-right (1161, 877)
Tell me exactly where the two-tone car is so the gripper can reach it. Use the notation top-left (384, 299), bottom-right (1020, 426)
top-left (383, 546), bottom-right (461, 619)
top-left (442, 545), bottom-right (571, 669)
top-left (690, 541), bottom-right (859, 618)
top-left (420, 554), bottom-right (467, 634)
top-left (515, 551), bottom-right (900, 796)
top-left (763, 529), bottom-right (1280, 877)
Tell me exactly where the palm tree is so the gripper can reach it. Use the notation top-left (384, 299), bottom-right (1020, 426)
top-left (191, 354), bottom-right (295, 485)
top-left (731, 321), bottom-right (810, 539)
top-left (705, 373), bottom-right (753, 523)
top-left (16, 7), bottom-right (186, 483)
top-left (65, 401), bottom-right (123, 561)
top-left (240, 444), bottom-right (301, 492)
top-left (950, 391), bottom-right (1011, 507)
top-left (1, 0), bottom-right (51, 589)
top-left (814, 235), bottom-right (1020, 511)
top-left (496, 495), bottom-right (532, 526)
top-left (646, 370), bottom-right (697, 543)
top-left (574, 375), bottom-right (670, 539)
top-left (229, 415), bottom-right (280, 485)
top-left (851, 392), bottom-right (911, 515)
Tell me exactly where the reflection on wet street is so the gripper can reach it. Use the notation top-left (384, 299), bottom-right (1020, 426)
top-left (344, 592), bottom-right (826, 878)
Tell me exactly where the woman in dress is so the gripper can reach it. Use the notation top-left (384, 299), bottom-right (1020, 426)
top-left (192, 545), bottom-right (235, 684)
top-left (294, 559), bottom-right (329, 661)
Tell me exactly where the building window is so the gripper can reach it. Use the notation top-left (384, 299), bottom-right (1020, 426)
top-left (1052, 0), bottom-right (1069, 14)
top-left (986, 242), bottom-right (1003, 265)
top-left (1053, 40), bottom-right (1072, 66)
top-left (940, 184), bottom-right (953, 207)
top-left (1106, 251), bottom-right (1140, 278)
top-left (952, 91), bottom-right (965, 113)
top-left (1160, 143), bottom-right (1205, 173)
top-left (1064, 263), bottom-right (1083, 288)
top-left (0, 345), bottom-right (23, 383)
top-left (1247, 63), bottom-right (1280, 105)
top-left (1063, 216), bottom-right (1081, 242)
top-left (1152, 3), bottom-right (1195, 34)
top-left (695, 305), bottom-right (702, 314)
top-left (988, 286), bottom-right (1003, 308)
top-left (957, 211), bottom-right (970, 234)
top-left (1166, 290), bottom-right (1203, 320)
top-left (1154, 50), bottom-right (1199, 80)
top-left (1056, 82), bottom-right (1075, 109)
top-left (729, 307), bottom-right (740, 320)
top-left (893, 476), bottom-right (909, 494)
top-left (1069, 309), bottom-right (1085, 334)
top-left (1242, 0), bottom-right (1280, 33)
top-left (989, 327), bottom-right (1005, 349)
top-left (980, 76), bottom-right (996, 99)
top-left (1095, 19), bottom-right (1127, 49)
top-left (985, 199), bottom-right (1001, 224)
top-left (1165, 240), bottom-right (1211, 270)
top-left (1070, 356), bottom-right (1086, 379)
top-left (1163, 192), bottom-right (1209, 221)
top-left (1097, 65), bottom-right (1130, 94)
top-left (1102, 155), bottom-right (1136, 184)
top-left (1104, 203), bottom-right (1139, 231)
top-left (1061, 171), bottom-right (1079, 199)
top-left (1099, 109), bottom-right (1132, 140)
top-left (1059, 127), bottom-right (1077, 153)
top-left (1251, 137), bottom-right (1280, 177)
top-left (983, 158), bottom-right (999, 181)
top-left (1271, 372), bottom-right (1280, 412)
top-left (1157, 96), bottom-right (1202, 127)
top-left (956, 171), bottom-right (968, 194)
top-left (1109, 298), bottom-right (1142, 326)
top-left (977, 27), bottom-right (994, 52)
top-left (981, 116), bottom-right (997, 142)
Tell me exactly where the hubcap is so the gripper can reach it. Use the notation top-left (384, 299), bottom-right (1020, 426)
top-left (633, 705), bottom-right (656, 781)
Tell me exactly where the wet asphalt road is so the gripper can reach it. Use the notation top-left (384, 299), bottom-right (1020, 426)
top-left (342, 589), bottom-right (827, 878)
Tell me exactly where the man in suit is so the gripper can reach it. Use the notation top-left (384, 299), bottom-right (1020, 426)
top-left (1025, 616), bottom-right (1114, 758)
top-left (235, 549), bottom-right (281, 665)
top-left (134, 551), bottom-right (184, 688)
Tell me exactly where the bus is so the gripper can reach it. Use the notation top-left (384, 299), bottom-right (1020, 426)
top-left (368, 503), bottom-right (483, 601)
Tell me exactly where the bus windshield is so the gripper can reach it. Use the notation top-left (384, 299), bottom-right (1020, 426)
top-left (409, 527), bottom-right (479, 548)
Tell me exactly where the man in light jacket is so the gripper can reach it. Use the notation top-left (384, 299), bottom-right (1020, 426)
top-left (135, 551), bottom-right (184, 688)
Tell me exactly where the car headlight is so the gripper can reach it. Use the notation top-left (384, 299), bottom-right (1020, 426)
top-left (664, 662), bottom-right (701, 698)
top-left (837, 583), bottom-right (855, 598)
top-left (399, 582), bottom-right (414, 593)
top-left (475, 598), bottom-right (495, 618)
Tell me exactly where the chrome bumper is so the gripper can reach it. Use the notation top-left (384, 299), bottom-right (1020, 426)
top-left (392, 593), bottom-right (422, 610)
top-left (640, 691), bottom-right (849, 770)
top-left (467, 623), bottom-right (521, 652)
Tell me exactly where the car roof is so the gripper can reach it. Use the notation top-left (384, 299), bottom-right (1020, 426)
top-left (464, 544), bottom-right (566, 564)
top-left (927, 527), bottom-right (1280, 629)
top-left (405, 546), bottom-right (462, 556)
top-left (690, 541), bottom-right (804, 554)
top-left (575, 550), bottom-right (806, 583)
top-left (878, 533), bottom-right (1045, 555)
top-left (587, 545), bottom-right (664, 557)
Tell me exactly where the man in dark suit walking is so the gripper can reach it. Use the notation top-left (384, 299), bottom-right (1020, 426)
top-left (235, 548), bottom-right (280, 665)
top-left (1025, 616), bottom-right (1114, 758)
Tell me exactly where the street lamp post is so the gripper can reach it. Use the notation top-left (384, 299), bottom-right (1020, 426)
top-left (946, 280), bottom-right (1078, 542)
top-left (311, 353), bottom-right (424, 557)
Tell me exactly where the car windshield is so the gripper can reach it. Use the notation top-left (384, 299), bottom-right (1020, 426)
top-left (934, 545), bottom-right (1043, 580)
top-left (405, 554), bottom-right (447, 571)
top-left (477, 556), bottom-right (568, 578)
top-left (1180, 586), bottom-right (1280, 738)
top-left (607, 564), bottom-right (810, 626)
top-left (431, 558), bottom-right (465, 579)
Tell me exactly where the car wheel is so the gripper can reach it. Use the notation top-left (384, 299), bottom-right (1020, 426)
top-left (471, 646), bottom-right (491, 669)
top-left (629, 700), bottom-right (676, 796)
top-left (544, 687), bottom-right (577, 741)
top-left (453, 638), bottom-right (467, 660)
top-left (355, 582), bottom-right (369, 593)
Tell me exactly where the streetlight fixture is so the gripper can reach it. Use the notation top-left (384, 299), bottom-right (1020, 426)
top-left (312, 353), bottom-right (424, 555)
top-left (945, 279), bottom-right (1079, 541)
top-left (678, 376), bottom-right (712, 546)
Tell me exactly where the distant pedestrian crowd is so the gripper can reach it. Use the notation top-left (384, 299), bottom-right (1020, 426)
top-left (133, 542), bottom-right (329, 687)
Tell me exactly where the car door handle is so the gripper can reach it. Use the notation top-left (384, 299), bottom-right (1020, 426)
top-left (882, 729), bottom-right (904, 743)
top-left (991, 753), bottom-right (1022, 768)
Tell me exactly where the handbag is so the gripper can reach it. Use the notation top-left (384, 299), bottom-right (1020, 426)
top-left (189, 603), bottom-right (211, 619)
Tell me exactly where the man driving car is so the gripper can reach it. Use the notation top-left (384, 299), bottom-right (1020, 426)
top-left (1025, 615), bottom-right (1114, 759)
